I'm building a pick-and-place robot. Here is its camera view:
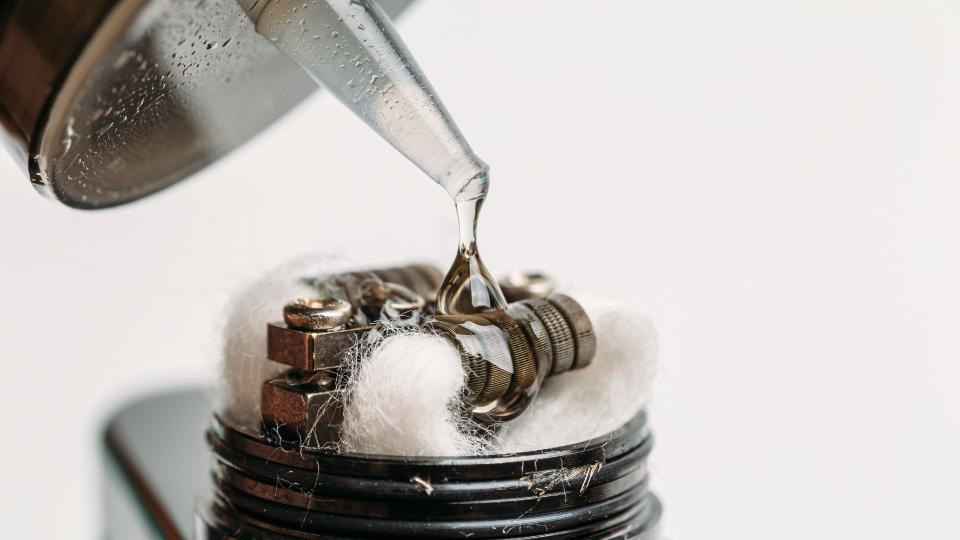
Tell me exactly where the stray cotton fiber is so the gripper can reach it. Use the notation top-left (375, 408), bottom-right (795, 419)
top-left (219, 256), bottom-right (349, 428)
top-left (339, 332), bottom-right (490, 456)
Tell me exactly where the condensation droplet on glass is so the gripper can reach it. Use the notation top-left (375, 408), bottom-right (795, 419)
top-left (254, 0), bottom-right (502, 314)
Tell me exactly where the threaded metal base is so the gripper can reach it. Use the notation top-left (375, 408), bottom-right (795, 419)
top-left (199, 412), bottom-right (661, 539)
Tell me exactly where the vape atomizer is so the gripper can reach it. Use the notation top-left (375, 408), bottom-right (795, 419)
top-left (201, 264), bottom-right (661, 539)
top-left (258, 264), bottom-right (596, 445)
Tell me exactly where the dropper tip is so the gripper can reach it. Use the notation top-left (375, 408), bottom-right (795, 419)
top-left (449, 170), bottom-right (489, 203)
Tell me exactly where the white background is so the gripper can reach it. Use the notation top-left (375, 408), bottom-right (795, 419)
top-left (2, 0), bottom-right (959, 538)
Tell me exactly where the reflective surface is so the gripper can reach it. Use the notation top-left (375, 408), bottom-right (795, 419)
top-left (252, 0), bottom-right (488, 203)
top-left (250, 0), bottom-right (505, 316)
top-left (103, 389), bottom-right (660, 539)
top-left (0, 0), bottom-right (413, 208)
top-left (437, 198), bottom-right (508, 314)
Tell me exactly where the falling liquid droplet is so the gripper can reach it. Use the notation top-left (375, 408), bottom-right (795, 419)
top-left (436, 192), bottom-right (507, 315)
top-left (252, 0), bottom-right (504, 316)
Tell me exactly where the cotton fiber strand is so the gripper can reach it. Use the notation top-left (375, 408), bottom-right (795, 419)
top-left (219, 256), bottom-right (350, 428)
top-left (339, 332), bottom-right (490, 456)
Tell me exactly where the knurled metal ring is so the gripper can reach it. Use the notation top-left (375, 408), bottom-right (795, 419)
top-left (548, 293), bottom-right (597, 370)
top-left (425, 319), bottom-right (488, 401)
top-left (526, 298), bottom-right (576, 375)
top-left (507, 302), bottom-right (553, 389)
top-left (475, 310), bottom-right (537, 421)
top-left (429, 315), bottom-right (511, 406)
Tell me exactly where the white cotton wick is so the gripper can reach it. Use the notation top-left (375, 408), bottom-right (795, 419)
top-left (218, 259), bottom-right (658, 456)
top-left (339, 332), bottom-right (488, 456)
top-left (494, 296), bottom-right (658, 453)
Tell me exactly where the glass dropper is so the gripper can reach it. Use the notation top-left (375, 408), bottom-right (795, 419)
top-left (247, 0), bottom-right (507, 314)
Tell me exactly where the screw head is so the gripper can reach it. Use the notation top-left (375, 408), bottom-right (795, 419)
top-left (283, 297), bottom-right (353, 331)
top-left (499, 271), bottom-right (555, 302)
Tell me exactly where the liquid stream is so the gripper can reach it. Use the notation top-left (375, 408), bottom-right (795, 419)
top-left (436, 196), bottom-right (507, 314)
top-left (252, 0), bottom-right (506, 314)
